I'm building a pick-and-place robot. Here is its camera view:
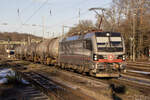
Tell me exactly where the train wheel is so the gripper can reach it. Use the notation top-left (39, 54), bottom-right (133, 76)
top-left (83, 66), bottom-right (89, 73)
top-left (61, 63), bottom-right (65, 69)
top-left (76, 66), bottom-right (80, 73)
top-left (43, 59), bottom-right (47, 65)
top-left (40, 57), bottom-right (44, 64)
top-left (46, 58), bottom-right (50, 65)
top-left (66, 64), bottom-right (69, 69)
top-left (89, 70), bottom-right (95, 76)
top-left (33, 57), bottom-right (36, 63)
top-left (35, 57), bottom-right (39, 63)
top-left (69, 65), bottom-right (73, 69)
top-left (73, 65), bottom-right (76, 70)
top-left (81, 66), bottom-right (85, 73)
top-left (77, 66), bottom-right (84, 73)
top-left (66, 64), bottom-right (70, 69)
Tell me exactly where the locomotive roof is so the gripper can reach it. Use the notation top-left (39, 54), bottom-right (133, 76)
top-left (95, 32), bottom-right (121, 37)
top-left (61, 32), bottom-right (94, 42)
top-left (61, 32), bottom-right (121, 42)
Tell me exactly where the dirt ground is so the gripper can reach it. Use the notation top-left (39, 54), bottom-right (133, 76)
top-left (11, 60), bottom-right (150, 100)
top-left (1, 56), bottom-right (150, 100)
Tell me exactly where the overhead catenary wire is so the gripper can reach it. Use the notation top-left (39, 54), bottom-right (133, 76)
top-left (46, 1), bottom-right (112, 29)
top-left (17, 1), bottom-right (36, 25)
top-left (43, 10), bottom-right (90, 37)
top-left (47, 9), bottom-right (89, 29)
top-left (14, 0), bottom-right (112, 37)
top-left (14, 0), bottom-right (48, 32)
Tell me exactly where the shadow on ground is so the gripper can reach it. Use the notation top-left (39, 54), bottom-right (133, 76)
top-left (110, 84), bottom-right (126, 100)
top-left (0, 85), bottom-right (25, 100)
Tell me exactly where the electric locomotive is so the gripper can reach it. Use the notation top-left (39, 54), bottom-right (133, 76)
top-left (58, 32), bottom-right (126, 77)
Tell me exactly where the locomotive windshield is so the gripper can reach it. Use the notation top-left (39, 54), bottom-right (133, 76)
top-left (96, 32), bottom-right (123, 52)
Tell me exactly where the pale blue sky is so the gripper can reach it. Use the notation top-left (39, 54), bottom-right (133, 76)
top-left (0, 0), bottom-right (112, 37)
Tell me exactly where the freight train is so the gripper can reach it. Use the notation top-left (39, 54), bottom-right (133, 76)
top-left (15, 32), bottom-right (126, 77)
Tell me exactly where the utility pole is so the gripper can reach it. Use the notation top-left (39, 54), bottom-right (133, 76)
top-left (47, 32), bottom-right (50, 38)
top-left (42, 16), bottom-right (45, 41)
top-left (149, 45), bottom-right (150, 61)
top-left (133, 13), bottom-right (136, 61)
top-left (53, 32), bottom-right (54, 37)
top-left (62, 25), bottom-right (71, 36)
top-left (78, 8), bottom-right (81, 24)
top-left (28, 32), bottom-right (31, 45)
top-left (62, 25), bottom-right (64, 36)
top-left (130, 37), bottom-right (133, 60)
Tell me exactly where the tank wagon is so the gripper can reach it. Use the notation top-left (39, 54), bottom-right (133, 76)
top-left (34, 38), bottom-right (59, 64)
top-left (15, 45), bottom-right (26, 60)
top-left (15, 32), bottom-right (126, 77)
top-left (26, 43), bottom-right (37, 61)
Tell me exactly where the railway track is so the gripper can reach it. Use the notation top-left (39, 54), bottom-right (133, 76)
top-left (15, 70), bottom-right (96, 100)
top-left (11, 60), bottom-right (150, 100)
top-left (127, 61), bottom-right (150, 65)
top-left (123, 70), bottom-right (150, 81)
top-left (127, 65), bottom-right (150, 72)
top-left (23, 86), bottom-right (50, 100)
top-left (53, 66), bottom-right (150, 93)
top-left (18, 60), bottom-right (150, 89)
top-left (120, 74), bottom-right (150, 86)
top-left (127, 62), bottom-right (150, 70)
top-left (121, 62), bottom-right (150, 86)
top-left (18, 71), bottom-right (66, 100)
top-left (43, 65), bottom-right (150, 94)
top-left (11, 60), bottom-right (150, 87)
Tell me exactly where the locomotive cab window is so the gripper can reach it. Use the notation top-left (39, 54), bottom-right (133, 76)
top-left (84, 40), bottom-right (92, 51)
top-left (110, 37), bottom-right (122, 47)
top-left (96, 32), bottom-right (123, 52)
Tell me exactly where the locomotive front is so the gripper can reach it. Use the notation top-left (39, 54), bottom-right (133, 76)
top-left (91, 32), bottom-right (126, 77)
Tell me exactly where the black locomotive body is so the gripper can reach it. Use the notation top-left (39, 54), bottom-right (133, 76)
top-left (58, 32), bottom-right (126, 77)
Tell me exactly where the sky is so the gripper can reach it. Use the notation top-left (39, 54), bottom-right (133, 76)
top-left (0, 0), bottom-right (112, 38)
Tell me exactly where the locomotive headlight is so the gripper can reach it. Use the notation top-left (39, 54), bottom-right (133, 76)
top-left (94, 55), bottom-right (97, 58)
top-left (106, 33), bottom-right (110, 36)
top-left (122, 55), bottom-right (126, 61)
top-left (94, 57), bottom-right (97, 61)
top-left (93, 54), bottom-right (98, 61)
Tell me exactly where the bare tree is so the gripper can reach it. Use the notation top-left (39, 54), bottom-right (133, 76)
top-left (67, 20), bottom-right (96, 36)
top-left (97, 0), bottom-right (150, 60)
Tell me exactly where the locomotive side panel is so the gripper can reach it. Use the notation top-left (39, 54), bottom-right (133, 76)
top-left (59, 39), bottom-right (91, 65)
top-left (58, 34), bottom-right (94, 73)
